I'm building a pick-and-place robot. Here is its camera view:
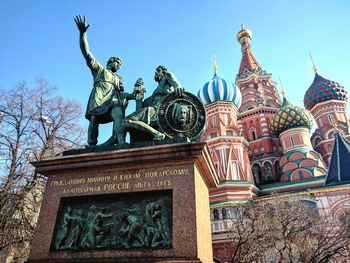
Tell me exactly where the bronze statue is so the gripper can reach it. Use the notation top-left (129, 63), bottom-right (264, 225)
top-left (124, 65), bottom-right (185, 142)
top-left (74, 15), bottom-right (132, 146)
top-left (74, 16), bottom-right (205, 147)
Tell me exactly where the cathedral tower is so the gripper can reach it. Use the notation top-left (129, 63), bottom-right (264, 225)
top-left (271, 93), bottom-right (327, 184)
top-left (304, 68), bottom-right (350, 165)
top-left (198, 63), bottom-right (256, 204)
top-left (235, 25), bottom-right (283, 184)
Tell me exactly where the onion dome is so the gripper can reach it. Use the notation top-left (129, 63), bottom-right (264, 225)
top-left (198, 64), bottom-right (242, 107)
top-left (271, 95), bottom-right (313, 136)
top-left (237, 24), bottom-right (252, 41)
top-left (304, 73), bottom-right (348, 110)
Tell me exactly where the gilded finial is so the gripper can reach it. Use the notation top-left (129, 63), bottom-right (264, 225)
top-left (333, 122), bottom-right (339, 134)
top-left (279, 78), bottom-right (286, 98)
top-left (212, 54), bottom-right (219, 74)
top-left (309, 52), bottom-right (318, 73)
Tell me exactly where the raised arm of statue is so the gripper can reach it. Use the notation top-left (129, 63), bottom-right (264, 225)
top-left (74, 15), bottom-right (100, 73)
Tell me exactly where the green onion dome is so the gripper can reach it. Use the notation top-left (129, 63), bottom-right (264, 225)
top-left (271, 96), bottom-right (313, 136)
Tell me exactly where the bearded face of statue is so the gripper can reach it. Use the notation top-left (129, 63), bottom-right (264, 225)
top-left (177, 107), bottom-right (188, 126)
top-left (173, 103), bottom-right (191, 128)
top-left (154, 68), bottom-right (164, 82)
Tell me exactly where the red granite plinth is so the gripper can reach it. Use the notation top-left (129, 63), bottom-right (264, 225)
top-left (28, 142), bottom-right (218, 263)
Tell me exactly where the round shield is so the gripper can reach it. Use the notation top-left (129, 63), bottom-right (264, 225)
top-left (157, 92), bottom-right (206, 140)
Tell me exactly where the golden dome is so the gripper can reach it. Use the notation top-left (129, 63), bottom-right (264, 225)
top-left (237, 25), bottom-right (252, 41)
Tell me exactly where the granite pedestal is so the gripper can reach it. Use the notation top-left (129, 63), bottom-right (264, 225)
top-left (28, 142), bottom-right (218, 263)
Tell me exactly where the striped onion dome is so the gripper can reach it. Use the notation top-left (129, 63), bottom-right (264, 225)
top-left (271, 96), bottom-right (313, 136)
top-left (304, 73), bottom-right (348, 110)
top-left (198, 68), bottom-right (242, 107)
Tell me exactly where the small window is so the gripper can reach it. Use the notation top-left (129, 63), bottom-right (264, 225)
top-left (252, 163), bottom-right (262, 184)
top-left (251, 130), bottom-right (257, 140)
top-left (212, 115), bottom-right (217, 127)
top-left (290, 136), bottom-right (295, 146)
top-left (230, 207), bottom-right (238, 219)
top-left (226, 130), bottom-right (234, 136)
top-left (222, 208), bottom-right (228, 219)
top-left (327, 114), bottom-right (334, 125)
top-left (213, 209), bottom-right (219, 220)
top-left (209, 133), bottom-right (218, 139)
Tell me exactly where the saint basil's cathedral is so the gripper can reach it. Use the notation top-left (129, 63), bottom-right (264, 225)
top-left (197, 26), bottom-right (350, 261)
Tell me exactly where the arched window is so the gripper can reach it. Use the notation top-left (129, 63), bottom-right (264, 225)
top-left (213, 209), bottom-right (219, 221)
top-left (251, 130), bottom-right (257, 140)
top-left (230, 207), bottom-right (238, 219)
top-left (252, 163), bottom-right (262, 184)
top-left (264, 162), bottom-right (273, 179)
top-left (222, 208), bottom-right (228, 219)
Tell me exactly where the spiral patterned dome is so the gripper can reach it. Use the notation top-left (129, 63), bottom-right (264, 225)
top-left (198, 71), bottom-right (242, 107)
top-left (271, 97), bottom-right (313, 136)
top-left (304, 73), bottom-right (348, 110)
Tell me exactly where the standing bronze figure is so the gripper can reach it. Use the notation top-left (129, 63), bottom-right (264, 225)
top-left (74, 15), bottom-right (127, 146)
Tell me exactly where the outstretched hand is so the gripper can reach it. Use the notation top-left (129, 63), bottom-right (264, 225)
top-left (74, 15), bottom-right (89, 33)
top-left (174, 86), bottom-right (185, 96)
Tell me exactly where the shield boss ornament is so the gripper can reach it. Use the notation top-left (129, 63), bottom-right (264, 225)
top-left (157, 92), bottom-right (206, 140)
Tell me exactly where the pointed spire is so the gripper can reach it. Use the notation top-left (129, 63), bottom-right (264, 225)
top-left (325, 132), bottom-right (350, 185)
top-left (279, 78), bottom-right (290, 106)
top-left (309, 52), bottom-right (318, 73)
top-left (236, 25), bottom-right (262, 79)
top-left (212, 54), bottom-right (219, 75)
top-left (279, 78), bottom-right (286, 98)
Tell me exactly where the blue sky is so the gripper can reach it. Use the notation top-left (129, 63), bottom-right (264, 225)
top-left (1, 0), bottom-right (350, 142)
